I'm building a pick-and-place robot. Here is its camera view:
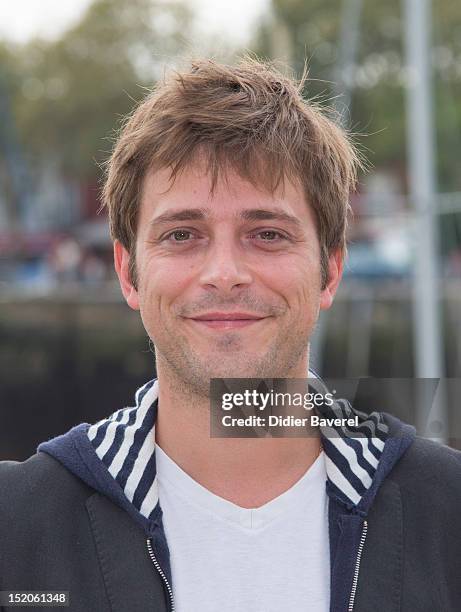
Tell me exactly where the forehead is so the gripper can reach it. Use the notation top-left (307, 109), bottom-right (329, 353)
top-left (139, 163), bottom-right (314, 228)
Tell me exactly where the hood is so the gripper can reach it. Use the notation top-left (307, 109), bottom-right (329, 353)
top-left (38, 370), bottom-right (416, 586)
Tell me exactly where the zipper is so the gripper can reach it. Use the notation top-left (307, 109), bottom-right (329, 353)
top-left (347, 519), bottom-right (368, 612)
top-left (146, 537), bottom-right (175, 612)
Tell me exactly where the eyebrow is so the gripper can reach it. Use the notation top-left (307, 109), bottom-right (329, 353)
top-left (149, 208), bottom-right (304, 230)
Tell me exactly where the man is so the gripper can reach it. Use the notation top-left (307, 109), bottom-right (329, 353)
top-left (1, 57), bottom-right (460, 612)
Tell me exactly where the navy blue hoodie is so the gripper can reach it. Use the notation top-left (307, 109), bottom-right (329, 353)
top-left (38, 372), bottom-right (416, 612)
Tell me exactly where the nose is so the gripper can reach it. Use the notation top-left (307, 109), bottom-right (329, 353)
top-left (199, 234), bottom-right (253, 294)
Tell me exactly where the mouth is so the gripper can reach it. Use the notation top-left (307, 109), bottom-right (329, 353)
top-left (188, 319), bottom-right (267, 329)
top-left (185, 312), bottom-right (270, 330)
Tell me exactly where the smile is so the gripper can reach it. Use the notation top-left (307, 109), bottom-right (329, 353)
top-left (188, 318), bottom-right (267, 330)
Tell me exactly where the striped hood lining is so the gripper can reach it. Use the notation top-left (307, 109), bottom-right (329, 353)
top-left (88, 379), bottom-right (159, 520)
top-left (86, 373), bottom-right (392, 520)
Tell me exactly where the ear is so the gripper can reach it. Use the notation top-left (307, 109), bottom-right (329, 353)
top-left (113, 240), bottom-right (140, 311)
top-left (320, 248), bottom-right (343, 311)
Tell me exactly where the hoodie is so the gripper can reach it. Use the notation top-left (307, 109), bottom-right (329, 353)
top-left (37, 371), bottom-right (416, 612)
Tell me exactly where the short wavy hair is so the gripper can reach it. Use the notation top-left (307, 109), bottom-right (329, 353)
top-left (101, 56), bottom-right (361, 290)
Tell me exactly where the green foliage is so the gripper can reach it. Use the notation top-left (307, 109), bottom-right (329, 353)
top-left (6, 0), bottom-right (192, 179)
top-left (253, 0), bottom-right (461, 191)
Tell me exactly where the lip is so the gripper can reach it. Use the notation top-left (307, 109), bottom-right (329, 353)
top-left (186, 312), bottom-right (269, 330)
top-left (190, 312), bottom-right (266, 320)
top-left (189, 319), bottom-right (266, 329)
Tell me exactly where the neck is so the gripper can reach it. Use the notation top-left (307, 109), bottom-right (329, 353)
top-left (154, 356), bottom-right (322, 508)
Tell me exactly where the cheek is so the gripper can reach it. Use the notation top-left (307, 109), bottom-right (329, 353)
top-left (268, 255), bottom-right (318, 292)
top-left (138, 258), bottom-right (194, 315)
top-left (274, 258), bottom-right (321, 313)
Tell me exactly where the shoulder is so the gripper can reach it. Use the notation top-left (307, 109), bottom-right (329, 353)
top-left (388, 435), bottom-right (461, 499)
top-left (0, 452), bottom-right (99, 582)
top-left (0, 452), bottom-right (95, 522)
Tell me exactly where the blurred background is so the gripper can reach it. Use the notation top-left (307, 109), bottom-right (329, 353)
top-left (1, 0), bottom-right (460, 460)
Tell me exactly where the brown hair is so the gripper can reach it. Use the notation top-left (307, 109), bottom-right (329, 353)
top-left (101, 56), bottom-right (361, 290)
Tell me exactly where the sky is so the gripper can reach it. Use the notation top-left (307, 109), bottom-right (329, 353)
top-left (0, 0), bottom-right (270, 45)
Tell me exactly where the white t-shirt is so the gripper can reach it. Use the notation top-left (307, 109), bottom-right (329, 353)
top-left (155, 445), bottom-right (330, 612)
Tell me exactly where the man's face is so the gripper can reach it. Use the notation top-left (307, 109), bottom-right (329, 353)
top-left (115, 163), bottom-right (342, 396)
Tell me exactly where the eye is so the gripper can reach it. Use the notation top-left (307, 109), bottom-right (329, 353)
top-left (258, 230), bottom-right (283, 241)
top-left (248, 230), bottom-right (288, 242)
top-left (164, 229), bottom-right (195, 242)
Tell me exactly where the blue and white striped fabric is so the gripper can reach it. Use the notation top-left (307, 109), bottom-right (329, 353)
top-left (319, 397), bottom-right (388, 506)
top-left (87, 375), bottom-right (389, 519)
top-left (87, 379), bottom-right (159, 520)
